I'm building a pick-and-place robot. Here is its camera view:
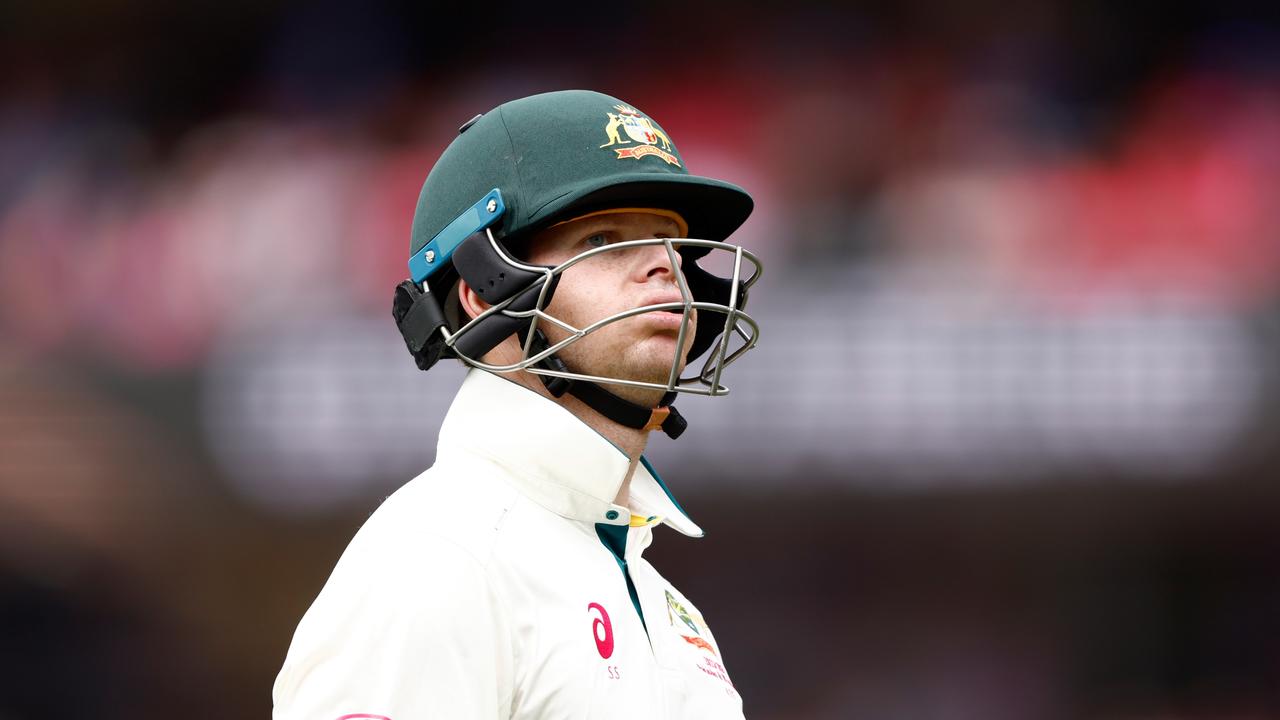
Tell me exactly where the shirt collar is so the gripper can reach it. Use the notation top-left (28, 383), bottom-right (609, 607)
top-left (437, 369), bottom-right (704, 538)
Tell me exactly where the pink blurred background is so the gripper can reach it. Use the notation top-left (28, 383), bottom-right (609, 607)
top-left (2, 1), bottom-right (1279, 718)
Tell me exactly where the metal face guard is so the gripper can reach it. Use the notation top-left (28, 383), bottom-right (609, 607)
top-left (442, 230), bottom-right (763, 398)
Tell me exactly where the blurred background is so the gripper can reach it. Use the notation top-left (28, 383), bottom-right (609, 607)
top-left (2, 0), bottom-right (1280, 717)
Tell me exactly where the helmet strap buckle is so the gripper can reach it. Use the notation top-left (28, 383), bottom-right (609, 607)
top-left (643, 406), bottom-right (671, 432)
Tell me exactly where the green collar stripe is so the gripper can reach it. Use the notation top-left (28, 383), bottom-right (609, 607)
top-left (594, 523), bottom-right (647, 633)
top-left (640, 456), bottom-right (693, 523)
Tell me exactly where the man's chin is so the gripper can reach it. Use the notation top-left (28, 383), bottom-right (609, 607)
top-left (630, 339), bottom-right (690, 380)
top-left (578, 360), bottom-right (685, 408)
top-left (551, 334), bottom-right (689, 405)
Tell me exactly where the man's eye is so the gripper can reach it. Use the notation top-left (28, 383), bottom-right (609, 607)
top-left (585, 233), bottom-right (609, 248)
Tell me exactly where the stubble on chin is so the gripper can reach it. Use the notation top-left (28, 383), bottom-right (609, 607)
top-left (548, 326), bottom-right (688, 405)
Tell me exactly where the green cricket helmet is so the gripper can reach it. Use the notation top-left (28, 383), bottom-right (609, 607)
top-left (391, 89), bottom-right (763, 439)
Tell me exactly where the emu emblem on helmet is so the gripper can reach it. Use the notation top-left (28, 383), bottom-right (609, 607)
top-left (600, 105), bottom-right (681, 167)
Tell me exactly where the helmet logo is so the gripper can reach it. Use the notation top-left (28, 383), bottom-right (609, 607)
top-left (599, 105), bottom-right (681, 167)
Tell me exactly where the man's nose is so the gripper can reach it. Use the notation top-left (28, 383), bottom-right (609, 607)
top-left (640, 239), bottom-right (683, 280)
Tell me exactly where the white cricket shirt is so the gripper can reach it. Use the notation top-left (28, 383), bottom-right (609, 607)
top-left (273, 369), bottom-right (744, 719)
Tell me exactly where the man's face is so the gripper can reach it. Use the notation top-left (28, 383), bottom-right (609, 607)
top-left (525, 210), bottom-right (697, 406)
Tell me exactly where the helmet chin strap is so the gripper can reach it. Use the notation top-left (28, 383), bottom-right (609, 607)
top-left (530, 332), bottom-right (688, 440)
top-left (561, 380), bottom-right (688, 440)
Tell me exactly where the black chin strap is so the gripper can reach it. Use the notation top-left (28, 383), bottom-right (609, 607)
top-left (563, 380), bottom-right (688, 440)
top-left (529, 332), bottom-right (688, 440)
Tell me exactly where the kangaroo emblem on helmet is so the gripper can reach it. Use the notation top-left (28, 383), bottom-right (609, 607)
top-left (600, 112), bottom-right (632, 148)
top-left (603, 105), bottom-right (681, 166)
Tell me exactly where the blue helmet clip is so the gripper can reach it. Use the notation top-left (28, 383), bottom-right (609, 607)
top-left (408, 188), bottom-right (506, 285)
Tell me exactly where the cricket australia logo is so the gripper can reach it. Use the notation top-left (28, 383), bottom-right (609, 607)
top-left (666, 589), bottom-right (718, 656)
top-left (599, 105), bottom-right (681, 167)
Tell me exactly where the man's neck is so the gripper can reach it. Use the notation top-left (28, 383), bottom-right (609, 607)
top-left (478, 340), bottom-right (659, 507)
top-left (558, 391), bottom-right (648, 509)
top-left (500, 368), bottom-right (652, 509)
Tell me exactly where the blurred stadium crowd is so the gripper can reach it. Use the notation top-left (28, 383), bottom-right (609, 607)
top-left (2, 1), bottom-right (1279, 718)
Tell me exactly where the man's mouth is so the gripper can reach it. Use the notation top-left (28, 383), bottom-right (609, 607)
top-left (640, 295), bottom-right (685, 313)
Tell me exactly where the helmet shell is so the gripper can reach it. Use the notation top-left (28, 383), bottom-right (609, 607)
top-left (409, 90), bottom-right (753, 259)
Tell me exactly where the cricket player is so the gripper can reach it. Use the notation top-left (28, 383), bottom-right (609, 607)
top-left (273, 90), bottom-right (763, 719)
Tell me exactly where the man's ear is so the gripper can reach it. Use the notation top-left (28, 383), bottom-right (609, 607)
top-left (456, 277), bottom-right (491, 322)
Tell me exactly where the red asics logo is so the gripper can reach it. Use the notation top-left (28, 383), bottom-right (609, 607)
top-left (587, 602), bottom-right (614, 659)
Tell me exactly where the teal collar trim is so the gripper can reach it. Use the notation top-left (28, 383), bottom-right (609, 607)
top-left (595, 523), bottom-right (647, 633)
top-left (638, 456), bottom-right (694, 527)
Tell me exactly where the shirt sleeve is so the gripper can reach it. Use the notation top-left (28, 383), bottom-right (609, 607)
top-left (272, 531), bottom-right (514, 720)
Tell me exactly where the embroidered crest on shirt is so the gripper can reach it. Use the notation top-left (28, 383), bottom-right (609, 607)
top-left (666, 589), bottom-right (721, 658)
top-left (665, 589), bottom-right (705, 635)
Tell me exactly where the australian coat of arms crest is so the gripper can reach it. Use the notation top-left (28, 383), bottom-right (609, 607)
top-left (599, 105), bottom-right (681, 167)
